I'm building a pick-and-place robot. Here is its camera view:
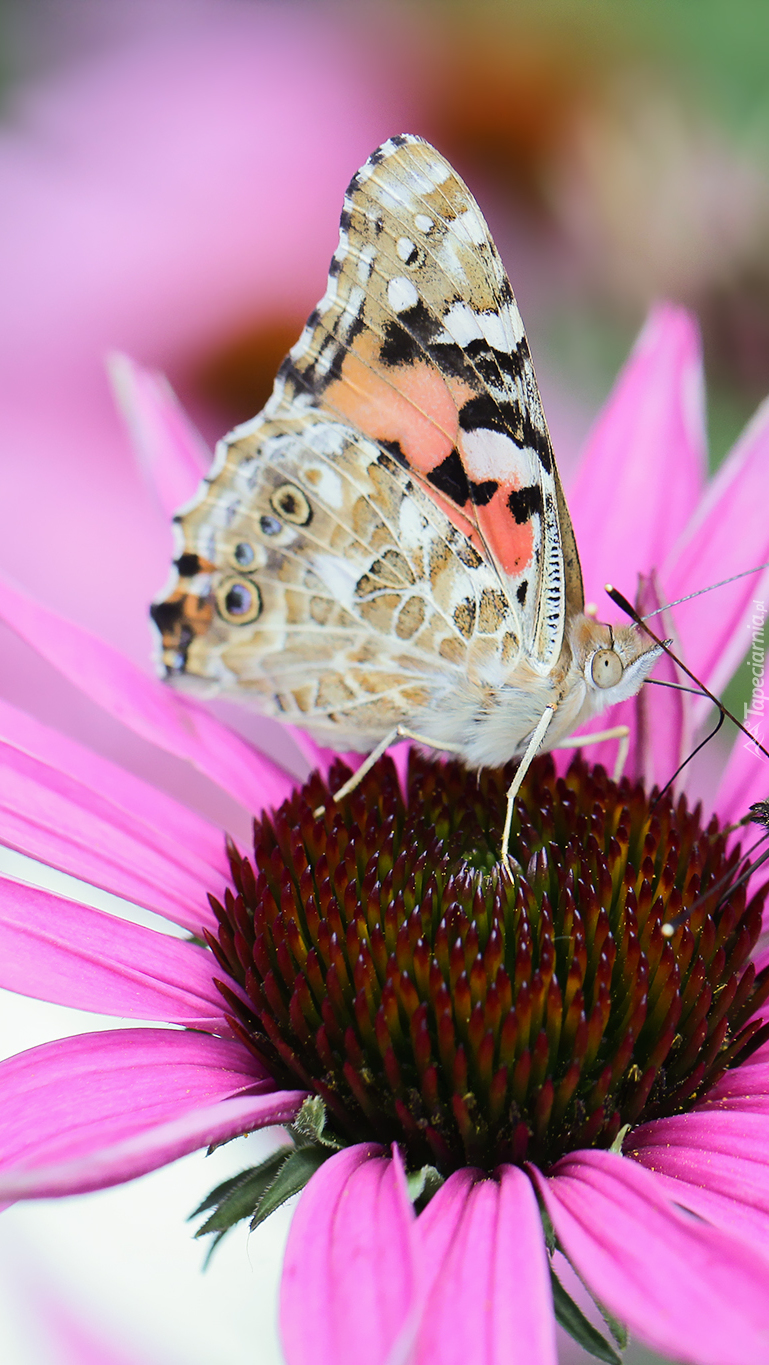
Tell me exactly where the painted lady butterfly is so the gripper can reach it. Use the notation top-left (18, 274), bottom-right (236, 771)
top-left (151, 134), bottom-right (663, 859)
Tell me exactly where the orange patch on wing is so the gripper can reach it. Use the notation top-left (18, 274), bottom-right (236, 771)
top-left (322, 334), bottom-right (490, 552)
top-left (477, 484), bottom-right (535, 578)
top-left (324, 334), bottom-right (473, 477)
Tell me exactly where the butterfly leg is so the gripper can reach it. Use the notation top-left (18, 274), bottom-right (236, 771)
top-left (556, 725), bottom-right (630, 781)
top-left (315, 726), bottom-right (465, 815)
top-left (501, 705), bottom-right (557, 875)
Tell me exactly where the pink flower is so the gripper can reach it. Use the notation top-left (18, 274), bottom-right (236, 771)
top-left (0, 0), bottom-right (422, 689)
top-left (1, 303), bottom-right (769, 1365)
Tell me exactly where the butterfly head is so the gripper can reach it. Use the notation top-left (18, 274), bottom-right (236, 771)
top-left (572, 616), bottom-right (664, 708)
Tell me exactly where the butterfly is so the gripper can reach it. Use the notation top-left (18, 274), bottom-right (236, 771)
top-left (151, 134), bottom-right (663, 862)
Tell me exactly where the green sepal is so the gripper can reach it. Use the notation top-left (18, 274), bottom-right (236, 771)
top-left (549, 1268), bottom-right (624, 1364)
top-left (592, 1295), bottom-right (629, 1350)
top-left (191, 1149), bottom-right (289, 1235)
top-left (289, 1095), bottom-right (343, 1150)
top-left (609, 1124), bottom-right (631, 1155)
top-left (539, 1204), bottom-right (557, 1255)
top-left (250, 1145), bottom-right (330, 1229)
top-left (406, 1164), bottom-right (444, 1208)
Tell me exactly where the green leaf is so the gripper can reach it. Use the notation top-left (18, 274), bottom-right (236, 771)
top-left (250, 1145), bottom-right (331, 1229)
top-left (289, 1095), bottom-right (342, 1149)
top-left (550, 1268), bottom-right (623, 1365)
top-left (193, 1150), bottom-right (290, 1237)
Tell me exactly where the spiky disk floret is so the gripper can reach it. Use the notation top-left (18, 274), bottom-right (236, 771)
top-left (207, 753), bottom-right (769, 1173)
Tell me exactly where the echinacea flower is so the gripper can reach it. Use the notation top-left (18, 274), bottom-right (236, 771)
top-left (2, 304), bottom-right (769, 1365)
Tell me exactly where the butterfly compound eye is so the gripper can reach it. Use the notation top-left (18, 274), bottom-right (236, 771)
top-left (215, 577), bottom-right (262, 624)
top-left (591, 649), bottom-right (623, 689)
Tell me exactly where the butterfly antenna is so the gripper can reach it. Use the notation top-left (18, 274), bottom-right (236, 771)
top-left (653, 708), bottom-right (726, 806)
top-left (606, 584), bottom-right (769, 764)
top-left (637, 560), bottom-right (769, 622)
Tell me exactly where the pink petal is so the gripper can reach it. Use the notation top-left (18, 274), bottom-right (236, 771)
top-left (0, 693), bottom-right (227, 874)
top-left (713, 723), bottom-right (769, 823)
top-left (108, 353), bottom-right (210, 520)
top-left (0, 875), bottom-right (231, 1028)
top-left (663, 396), bottom-right (769, 710)
top-left (534, 1148), bottom-right (769, 1365)
top-left (628, 576), bottom-right (690, 789)
top-left (629, 1109), bottom-right (769, 1165)
top-left (568, 304), bottom-right (706, 608)
top-left (412, 1166), bottom-right (557, 1365)
top-left (0, 732), bottom-right (222, 934)
top-left (702, 1059), bottom-right (769, 1109)
top-left (0, 573), bottom-right (294, 814)
top-left (627, 1110), bottom-right (769, 1254)
top-left (281, 1144), bottom-right (418, 1365)
top-left (0, 1028), bottom-right (304, 1197)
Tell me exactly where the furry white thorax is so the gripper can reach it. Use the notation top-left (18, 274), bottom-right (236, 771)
top-left (408, 614), bottom-right (664, 769)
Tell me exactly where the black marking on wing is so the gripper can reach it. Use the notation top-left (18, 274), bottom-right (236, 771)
top-left (427, 448), bottom-right (470, 504)
top-left (151, 599), bottom-right (184, 634)
top-left (175, 553), bottom-right (201, 577)
top-left (508, 485), bottom-right (544, 524)
top-left (516, 581), bottom-right (528, 605)
top-left (378, 438), bottom-right (409, 468)
top-left (463, 338), bottom-right (526, 387)
top-left (468, 478), bottom-right (498, 506)
top-left (459, 394), bottom-right (552, 474)
top-left (379, 297), bottom-right (437, 367)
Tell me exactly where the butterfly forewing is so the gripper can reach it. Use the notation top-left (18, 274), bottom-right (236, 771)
top-left (272, 134), bottom-right (578, 669)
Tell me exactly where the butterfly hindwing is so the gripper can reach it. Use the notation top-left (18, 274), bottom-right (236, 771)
top-left (160, 406), bottom-right (517, 748)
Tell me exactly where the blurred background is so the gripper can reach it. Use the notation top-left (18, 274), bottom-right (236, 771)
top-left (1, 1), bottom-right (769, 1361)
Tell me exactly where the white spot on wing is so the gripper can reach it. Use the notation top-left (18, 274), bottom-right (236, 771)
top-left (438, 235), bottom-right (465, 279)
top-left (312, 554), bottom-right (358, 611)
top-left (396, 237), bottom-right (416, 262)
top-left (499, 302), bottom-right (526, 347)
top-left (423, 158), bottom-right (451, 186)
top-left (440, 301), bottom-right (483, 346)
top-left (398, 498), bottom-right (428, 550)
top-left (414, 213), bottom-right (434, 233)
top-left (306, 463), bottom-right (344, 511)
top-left (461, 429), bottom-right (533, 481)
top-left (388, 276), bottom-right (419, 313)
top-left (479, 311), bottom-right (510, 353)
top-left (454, 207), bottom-right (488, 245)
